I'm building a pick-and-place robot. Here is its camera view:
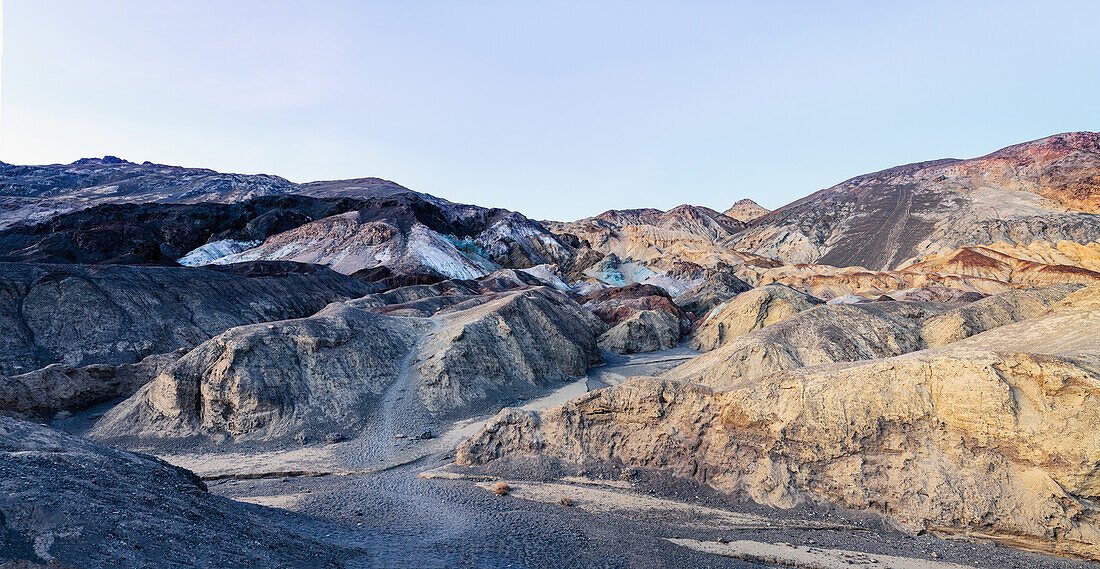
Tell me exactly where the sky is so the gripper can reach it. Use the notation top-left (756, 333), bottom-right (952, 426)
top-left (0, 1), bottom-right (1098, 220)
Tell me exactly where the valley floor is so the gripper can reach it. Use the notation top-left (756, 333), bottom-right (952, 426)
top-left (56, 348), bottom-right (1098, 569)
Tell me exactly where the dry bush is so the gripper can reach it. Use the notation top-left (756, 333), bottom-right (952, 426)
top-left (559, 496), bottom-right (572, 506)
top-left (493, 482), bottom-right (511, 496)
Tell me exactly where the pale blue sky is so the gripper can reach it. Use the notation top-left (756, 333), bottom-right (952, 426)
top-left (1, 1), bottom-right (1098, 220)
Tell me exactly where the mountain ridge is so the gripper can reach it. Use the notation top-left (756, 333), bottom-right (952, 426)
top-left (731, 131), bottom-right (1100, 270)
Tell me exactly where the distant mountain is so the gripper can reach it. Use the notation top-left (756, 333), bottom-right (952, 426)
top-left (0, 156), bottom-right (431, 229)
top-left (723, 199), bottom-right (769, 222)
top-left (4, 132), bottom-right (1100, 297)
top-left (0, 195), bottom-right (366, 265)
top-left (731, 132), bottom-right (1100, 270)
top-left (0, 156), bottom-right (295, 201)
top-left (545, 205), bottom-right (766, 274)
top-left (586, 205), bottom-right (746, 240)
top-left (204, 193), bottom-right (573, 279)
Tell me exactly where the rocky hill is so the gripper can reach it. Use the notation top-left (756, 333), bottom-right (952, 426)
top-left (546, 205), bottom-right (763, 274)
top-left (668, 300), bottom-right (954, 386)
top-left (458, 283), bottom-right (1100, 561)
top-left (722, 199), bottom-right (769, 222)
top-left (7, 132), bottom-right (1100, 567)
top-left (0, 262), bottom-right (375, 377)
top-left (0, 156), bottom-right (432, 231)
top-left (688, 284), bottom-right (823, 350)
top-left (730, 132), bottom-right (1100, 270)
top-left (90, 286), bottom-right (604, 443)
top-left (0, 196), bottom-right (367, 265)
top-left (202, 193), bottom-right (573, 279)
top-left (898, 240), bottom-right (1100, 286)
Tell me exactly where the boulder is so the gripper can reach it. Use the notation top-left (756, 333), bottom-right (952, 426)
top-left (0, 349), bottom-right (186, 418)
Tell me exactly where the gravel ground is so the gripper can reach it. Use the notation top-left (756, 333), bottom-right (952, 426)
top-left (210, 456), bottom-right (1100, 569)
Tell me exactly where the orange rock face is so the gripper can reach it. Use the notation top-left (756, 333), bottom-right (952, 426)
top-left (899, 240), bottom-right (1100, 287)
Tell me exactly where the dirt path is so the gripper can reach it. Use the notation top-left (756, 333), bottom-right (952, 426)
top-left (371, 317), bottom-right (443, 464)
top-left (587, 345), bottom-right (701, 388)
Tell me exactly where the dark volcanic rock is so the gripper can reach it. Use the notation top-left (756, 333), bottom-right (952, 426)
top-left (202, 260), bottom-right (364, 279)
top-left (0, 158), bottom-right (434, 230)
top-left (0, 196), bottom-right (367, 265)
top-left (0, 161), bottom-right (576, 279)
top-left (0, 417), bottom-right (351, 568)
top-left (0, 158), bottom-right (297, 203)
top-left (221, 193), bottom-right (573, 278)
top-left (0, 262), bottom-right (375, 377)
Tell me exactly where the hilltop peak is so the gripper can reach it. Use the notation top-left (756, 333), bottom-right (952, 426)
top-left (723, 199), bottom-right (770, 222)
top-left (71, 155), bottom-right (130, 165)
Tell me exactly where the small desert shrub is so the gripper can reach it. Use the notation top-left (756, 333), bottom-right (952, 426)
top-left (559, 496), bottom-right (572, 507)
top-left (493, 482), bottom-right (511, 496)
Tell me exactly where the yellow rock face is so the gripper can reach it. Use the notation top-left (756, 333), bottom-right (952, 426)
top-left (460, 285), bottom-right (1100, 560)
top-left (688, 284), bottom-right (822, 351)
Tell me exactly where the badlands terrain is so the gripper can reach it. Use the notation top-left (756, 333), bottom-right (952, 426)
top-left (2, 132), bottom-right (1100, 568)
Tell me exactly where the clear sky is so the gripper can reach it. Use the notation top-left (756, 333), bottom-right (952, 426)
top-left (1, 1), bottom-right (1098, 220)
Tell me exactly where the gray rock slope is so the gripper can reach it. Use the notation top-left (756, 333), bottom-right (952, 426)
top-left (414, 288), bottom-right (606, 416)
top-left (0, 349), bottom-right (186, 418)
top-left (90, 303), bottom-right (425, 440)
top-left (0, 262), bottom-right (376, 377)
top-left (920, 282), bottom-right (1084, 347)
top-left (673, 284), bottom-right (1085, 387)
top-left (0, 417), bottom-right (352, 568)
top-left (90, 286), bottom-right (604, 441)
top-left (597, 310), bottom-right (681, 354)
